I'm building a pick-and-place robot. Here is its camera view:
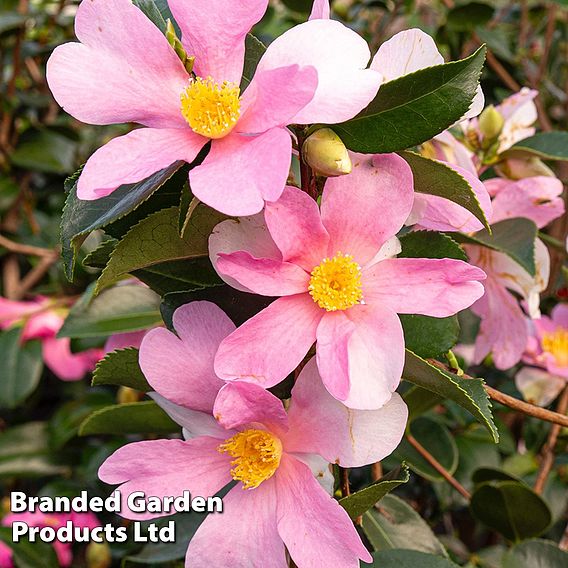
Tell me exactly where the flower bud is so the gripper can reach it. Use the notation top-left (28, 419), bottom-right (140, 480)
top-left (117, 386), bottom-right (140, 404)
top-left (496, 157), bottom-right (555, 180)
top-left (303, 128), bottom-right (352, 177)
top-left (166, 19), bottom-right (194, 74)
top-left (86, 542), bottom-right (112, 568)
top-left (478, 105), bottom-right (505, 142)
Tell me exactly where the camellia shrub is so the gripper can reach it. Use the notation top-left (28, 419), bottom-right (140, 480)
top-left (1, 0), bottom-right (568, 567)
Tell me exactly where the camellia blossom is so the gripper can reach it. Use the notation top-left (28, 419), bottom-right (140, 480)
top-left (99, 302), bottom-right (408, 567)
top-left (46, 0), bottom-right (381, 216)
top-left (209, 154), bottom-right (486, 410)
top-left (0, 542), bottom-right (12, 568)
top-left (0, 297), bottom-right (103, 381)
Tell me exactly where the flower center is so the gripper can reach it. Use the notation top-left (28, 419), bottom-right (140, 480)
top-left (180, 76), bottom-right (241, 139)
top-left (218, 429), bottom-right (283, 489)
top-left (542, 329), bottom-right (568, 367)
top-left (309, 252), bottom-right (363, 312)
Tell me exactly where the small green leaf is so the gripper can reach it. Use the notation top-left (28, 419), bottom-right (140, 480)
top-left (82, 238), bottom-right (117, 269)
top-left (0, 527), bottom-right (59, 568)
top-left (339, 465), bottom-right (410, 520)
top-left (0, 328), bottom-right (43, 409)
top-left (370, 550), bottom-right (459, 568)
top-left (79, 401), bottom-right (179, 436)
top-left (452, 218), bottom-right (537, 277)
top-left (332, 46), bottom-right (486, 153)
top-left (363, 494), bottom-right (448, 556)
top-left (506, 132), bottom-right (568, 161)
top-left (58, 284), bottom-right (162, 338)
top-left (470, 481), bottom-right (552, 541)
top-left (132, 0), bottom-right (168, 32)
top-left (502, 539), bottom-right (568, 568)
top-left (240, 33), bottom-right (266, 91)
top-left (92, 348), bottom-right (151, 392)
top-left (447, 2), bottom-right (494, 31)
top-left (403, 351), bottom-right (498, 442)
top-left (401, 152), bottom-right (490, 230)
top-left (96, 205), bottom-right (226, 292)
top-left (399, 231), bottom-right (467, 262)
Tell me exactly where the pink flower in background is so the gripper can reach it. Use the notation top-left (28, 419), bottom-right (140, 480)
top-left (0, 542), bottom-right (12, 568)
top-left (104, 329), bottom-right (148, 353)
top-left (1, 510), bottom-right (100, 567)
top-left (0, 297), bottom-right (103, 381)
top-left (46, 0), bottom-right (381, 216)
top-left (210, 154), bottom-right (485, 410)
top-left (99, 302), bottom-right (408, 567)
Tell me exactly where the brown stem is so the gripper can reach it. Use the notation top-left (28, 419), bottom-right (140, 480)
top-left (536, 4), bottom-right (557, 85)
top-left (483, 48), bottom-right (521, 91)
top-left (406, 433), bottom-right (471, 499)
top-left (0, 234), bottom-right (58, 258)
top-left (534, 385), bottom-right (568, 494)
top-left (339, 467), bottom-right (351, 498)
top-left (371, 462), bottom-right (383, 482)
top-left (2, 256), bottom-right (20, 300)
top-left (297, 131), bottom-right (318, 201)
top-left (14, 254), bottom-right (59, 300)
top-left (519, 0), bottom-right (530, 50)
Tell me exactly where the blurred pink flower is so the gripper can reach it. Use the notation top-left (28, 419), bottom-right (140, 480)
top-left (100, 301), bottom-right (407, 567)
top-left (46, 0), bottom-right (381, 216)
top-left (0, 297), bottom-right (103, 381)
top-left (104, 330), bottom-right (148, 353)
top-left (0, 542), bottom-right (12, 568)
top-left (209, 154), bottom-right (485, 409)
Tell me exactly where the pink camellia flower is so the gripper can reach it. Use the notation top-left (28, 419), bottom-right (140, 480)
top-left (209, 154), bottom-right (486, 410)
top-left (0, 297), bottom-right (103, 381)
top-left (1, 510), bottom-right (100, 567)
top-left (46, 0), bottom-right (381, 216)
top-left (0, 542), bottom-right (12, 568)
top-left (99, 302), bottom-right (407, 567)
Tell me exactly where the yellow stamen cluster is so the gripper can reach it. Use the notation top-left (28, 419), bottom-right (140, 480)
top-left (218, 429), bottom-right (283, 490)
top-left (180, 77), bottom-right (241, 139)
top-left (309, 252), bottom-right (363, 312)
top-left (542, 328), bottom-right (568, 367)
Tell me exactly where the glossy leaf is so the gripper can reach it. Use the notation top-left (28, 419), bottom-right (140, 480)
top-left (502, 539), bottom-right (568, 568)
top-left (241, 33), bottom-right (266, 91)
top-left (370, 549), bottom-right (459, 568)
top-left (11, 129), bottom-right (76, 174)
top-left (506, 131), bottom-right (568, 161)
top-left (92, 348), bottom-right (151, 392)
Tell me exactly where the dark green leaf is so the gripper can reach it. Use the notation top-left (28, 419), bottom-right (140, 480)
top-left (370, 549), bottom-right (459, 568)
top-left (506, 132), bottom-right (568, 161)
top-left (400, 315), bottom-right (460, 359)
top-left (403, 387), bottom-right (443, 421)
top-left (403, 351), bottom-right (498, 442)
top-left (502, 539), bottom-right (568, 568)
top-left (79, 401), bottom-right (179, 436)
top-left (11, 129), bottom-right (76, 174)
top-left (472, 467), bottom-right (520, 485)
top-left (470, 481), bottom-right (552, 541)
top-left (447, 2), bottom-right (494, 31)
top-left (0, 527), bottom-right (59, 568)
top-left (132, 0), bottom-right (167, 32)
top-left (58, 284), bottom-right (162, 338)
top-left (240, 33), bottom-right (267, 91)
top-left (82, 238), bottom-right (117, 269)
top-left (92, 348), bottom-right (151, 392)
top-left (399, 231), bottom-right (467, 261)
top-left (339, 465), bottom-right (410, 519)
top-left (0, 328), bottom-right (43, 409)
top-left (332, 47), bottom-right (486, 153)
top-left (401, 152), bottom-right (490, 230)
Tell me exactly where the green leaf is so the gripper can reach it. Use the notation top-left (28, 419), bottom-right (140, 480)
top-left (403, 351), bottom-right (499, 442)
top-left (394, 418), bottom-right (458, 481)
top-left (92, 348), bottom-right (151, 392)
top-left (82, 238), bottom-right (117, 269)
top-left (339, 465), bottom-right (410, 520)
top-left (132, 0), bottom-right (167, 32)
top-left (332, 47), bottom-right (486, 153)
top-left (58, 283), bottom-right (162, 338)
top-left (399, 231), bottom-right (467, 261)
top-left (403, 387), bottom-right (443, 421)
top-left (96, 204), bottom-right (226, 292)
top-left (452, 218), bottom-right (537, 277)
top-left (240, 33), bottom-right (266, 91)
top-left (11, 129), bottom-right (76, 174)
top-left (0, 328), bottom-right (43, 409)
top-left (363, 494), bottom-right (448, 556)
top-left (61, 162), bottom-right (185, 280)
top-left (447, 2), bottom-right (494, 31)
top-left (370, 550), bottom-right (459, 568)
top-left (502, 539), bottom-right (568, 568)
top-left (401, 152), bottom-right (490, 230)
top-left (470, 481), bottom-right (552, 541)
top-left (506, 132), bottom-right (568, 161)
top-left (79, 401), bottom-right (179, 436)
top-left (0, 527), bottom-right (59, 568)
top-left (0, 13), bottom-right (26, 34)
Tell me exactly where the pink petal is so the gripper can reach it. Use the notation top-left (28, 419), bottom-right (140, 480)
top-left (104, 330), bottom-right (148, 353)
top-left (77, 128), bottom-right (206, 200)
top-left (256, 19), bottom-right (381, 124)
top-left (46, 0), bottom-right (189, 128)
top-left (264, 185), bottom-right (330, 271)
top-left (497, 88), bottom-right (538, 122)
top-left (317, 305), bottom-right (405, 410)
top-left (189, 128), bottom-right (291, 216)
top-left (21, 310), bottom-right (62, 341)
top-left (491, 177), bottom-right (565, 228)
top-left (238, 64), bottom-right (318, 134)
top-left (515, 367), bottom-right (566, 407)
top-left (551, 304), bottom-right (568, 328)
top-left (276, 454), bottom-right (372, 567)
top-left (98, 438), bottom-right (232, 520)
top-left (216, 251), bottom-right (309, 296)
top-left (139, 302), bottom-right (234, 413)
top-left (309, 0), bottom-right (331, 19)
top-left (209, 215), bottom-right (282, 293)
top-left (213, 382), bottom-right (289, 432)
top-left (432, 131), bottom-right (477, 175)
top-left (214, 295), bottom-right (323, 387)
top-left (168, 0), bottom-right (268, 85)
top-left (322, 153), bottom-right (414, 266)
top-left (484, 177), bottom-right (510, 197)
top-left (42, 338), bottom-right (101, 381)
top-left (364, 258), bottom-right (486, 317)
top-left (0, 541), bottom-right (13, 568)
top-left (285, 358), bottom-right (408, 466)
top-left (0, 297), bottom-right (45, 331)
top-left (371, 28), bottom-right (443, 82)
top-left (185, 481), bottom-right (287, 567)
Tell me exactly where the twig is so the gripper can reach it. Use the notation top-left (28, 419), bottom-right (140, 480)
top-left (339, 467), bottom-right (351, 498)
top-left (0, 234), bottom-right (57, 258)
top-left (371, 462), bottom-right (383, 482)
top-left (536, 4), bottom-right (557, 85)
top-left (534, 385), bottom-right (568, 494)
top-left (485, 50), bottom-right (521, 91)
top-left (519, 0), bottom-right (530, 50)
top-left (2, 256), bottom-right (20, 300)
top-left (14, 253), bottom-right (59, 300)
top-left (406, 433), bottom-right (471, 499)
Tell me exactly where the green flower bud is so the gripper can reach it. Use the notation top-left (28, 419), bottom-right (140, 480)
top-left (166, 19), bottom-right (194, 74)
top-left (117, 386), bottom-right (140, 404)
top-left (303, 128), bottom-right (352, 177)
top-left (86, 542), bottom-right (112, 568)
top-left (478, 105), bottom-right (505, 143)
